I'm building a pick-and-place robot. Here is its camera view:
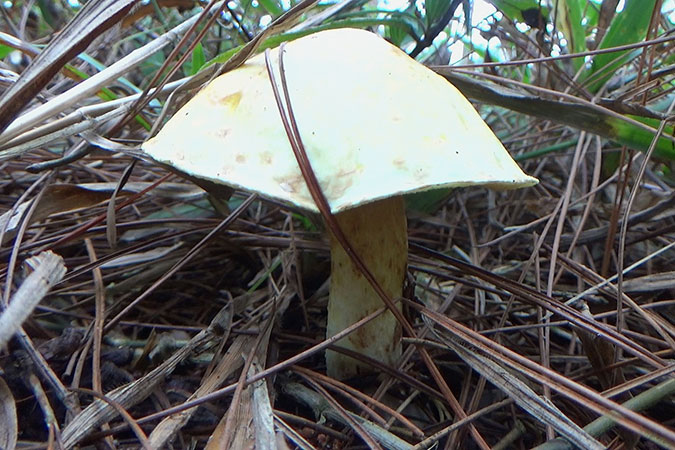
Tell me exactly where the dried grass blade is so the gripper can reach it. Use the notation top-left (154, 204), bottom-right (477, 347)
top-left (533, 378), bottom-right (675, 450)
top-left (0, 251), bottom-right (66, 349)
top-left (411, 243), bottom-right (666, 368)
top-left (0, 5), bottom-right (219, 146)
top-left (251, 360), bottom-right (277, 449)
top-left (553, 248), bottom-right (675, 349)
top-left (72, 387), bottom-right (152, 450)
top-left (0, 184), bottom-right (119, 246)
top-left (106, 160), bottom-right (137, 249)
top-left (0, 107), bottom-right (127, 161)
top-left (117, 1), bottom-right (230, 132)
top-left (102, 192), bottom-right (256, 331)
top-left (282, 380), bottom-right (410, 450)
top-left (415, 303), bottom-right (675, 447)
top-left (61, 306), bottom-right (230, 448)
top-left (0, 0), bottom-right (138, 133)
top-left (0, 376), bottom-right (17, 450)
top-left (293, 365), bottom-right (425, 438)
top-left (214, 0), bottom-right (319, 78)
top-left (206, 315), bottom-right (273, 449)
top-left (428, 329), bottom-right (604, 450)
top-left (273, 413), bottom-right (316, 450)
top-left (148, 335), bottom-right (250, 448)
top-left (623, 271), bottom-right (675, 293)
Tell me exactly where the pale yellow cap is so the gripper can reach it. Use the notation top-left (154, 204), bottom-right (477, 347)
top-left (143, 28), bottom-right (537, 213)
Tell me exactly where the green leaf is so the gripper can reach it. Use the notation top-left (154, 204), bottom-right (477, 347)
top-left (0, 44), bottom-right (13, 59)
top-left (141, 51), bottom-right (166, 77)
top-left (584, 1), bottom-right (600, 28)
top-left (292, 212), bottom-right (318, 231)
top-left (513, 139), bottom-right (579, 161)
top-left (337, 10), bottom-right (426, 38)
top-left (190, 42), bottom-right (206, 76)
top-left (487, 0), bottom-right (550, 26)
top-left (425, 0), bottom-right (449, 27)
top-left (64, 63), bottom-right (152, 130)
top-left (461, 35), bottom-right (487, 59)
top-left (406, 188), bottom-right (453, 214)
top-left (76, 52), bottom-right (142, 95)
top-left (437, 70), bottom-right (675, 160)
top-left (583, 0), bottom-right (656, 92)
top-left (386, 22), bottom-right (408, 48)
top-left (206, 20), bottom-right (420, 68)
top-left (258, 0), bottom-right (284, 17)
top-left (554, 0), bottom-right (586, 71)
top-left (37, 0), bottom-right (60, 30)
top-left (615, 115), bottom-right (675, 159)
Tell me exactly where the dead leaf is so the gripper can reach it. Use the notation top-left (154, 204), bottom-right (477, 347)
top-left (0, 377), bottom-right (17, 450)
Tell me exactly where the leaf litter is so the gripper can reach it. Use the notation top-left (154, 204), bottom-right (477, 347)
top-left (0, 1), bottom-right (674, 449)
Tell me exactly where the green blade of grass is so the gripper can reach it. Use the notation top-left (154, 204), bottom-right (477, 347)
top-left (487, 0), bottom-right (550, 25)
top-left (583, 0), bottom-right (656, 92)
top-left (438, 70), bottom-right (675, 160)
top-left (554, 0), bottom-right (586, 71)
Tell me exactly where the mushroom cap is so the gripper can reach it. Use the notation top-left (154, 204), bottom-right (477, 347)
top-left (143, 28), bottom-right (537, 213)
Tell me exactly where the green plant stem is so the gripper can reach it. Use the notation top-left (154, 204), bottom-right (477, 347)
top-left (533, 378), bottom-right (675, 450)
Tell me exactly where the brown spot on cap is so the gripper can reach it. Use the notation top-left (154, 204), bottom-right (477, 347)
top-left (210, 90), bottom-right (242, 110)
top-left (214, 128), bottom-right (230, 139)
top-left (259, 151), bottom-right (273, 165)
top-left (392, 158), bottom-right (405, 168)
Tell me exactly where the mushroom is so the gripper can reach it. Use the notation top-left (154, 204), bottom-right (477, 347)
top-left (142, 28), bottom-right (537, 379)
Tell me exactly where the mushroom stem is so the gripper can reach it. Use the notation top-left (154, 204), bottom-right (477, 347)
top-left (326, 196), bottom-right (407, 379)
